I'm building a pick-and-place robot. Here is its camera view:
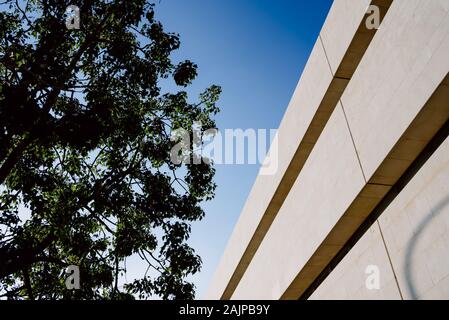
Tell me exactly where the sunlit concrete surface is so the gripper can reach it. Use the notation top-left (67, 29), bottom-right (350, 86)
top-left (379, 136), bottom-right (449, 300)
top-left (311, 135), bottom-right (449, 300)
top-left (207, 0), bottom-right (449, 300)
top-left (309, 222), bottom-right (402, 300)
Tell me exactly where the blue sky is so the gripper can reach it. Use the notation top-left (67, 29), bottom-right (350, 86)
top-left (151, 0), bottom-right (334, 297)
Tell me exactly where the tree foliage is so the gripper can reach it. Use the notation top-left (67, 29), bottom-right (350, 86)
top-left (0, 0), bottom-right (221, 299)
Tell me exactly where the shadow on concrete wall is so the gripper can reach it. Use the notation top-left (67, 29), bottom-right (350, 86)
top-left (404, 193), bottom-right (449, 299)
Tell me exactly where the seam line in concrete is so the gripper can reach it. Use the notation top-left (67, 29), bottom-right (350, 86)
top-left (319, 33), bottom-right (367, 183)
top-left (376, 220), bottom-right (404, 300)
top-left (319, 34), bottom-right (335, 77)
top-left (339, 100), bottom-right (368, 183)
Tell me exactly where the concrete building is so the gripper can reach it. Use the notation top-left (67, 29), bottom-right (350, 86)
top-left (206, 0), bottom-right (449, 300)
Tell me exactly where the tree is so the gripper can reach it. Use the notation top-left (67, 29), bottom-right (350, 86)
top-left (0, 0), bottom-right (221, 300)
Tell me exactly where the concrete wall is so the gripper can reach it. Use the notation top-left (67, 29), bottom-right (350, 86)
top-left (207, 0), bottom-right (449, 300)
top-left (309, 222), bottom-right (402, 300)
top-left (341, 0), bottom-right (449, 185)
top-left (311, 134), bottom-right (449, 300)
top-left (379, 136), bottom-right (449, 300)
